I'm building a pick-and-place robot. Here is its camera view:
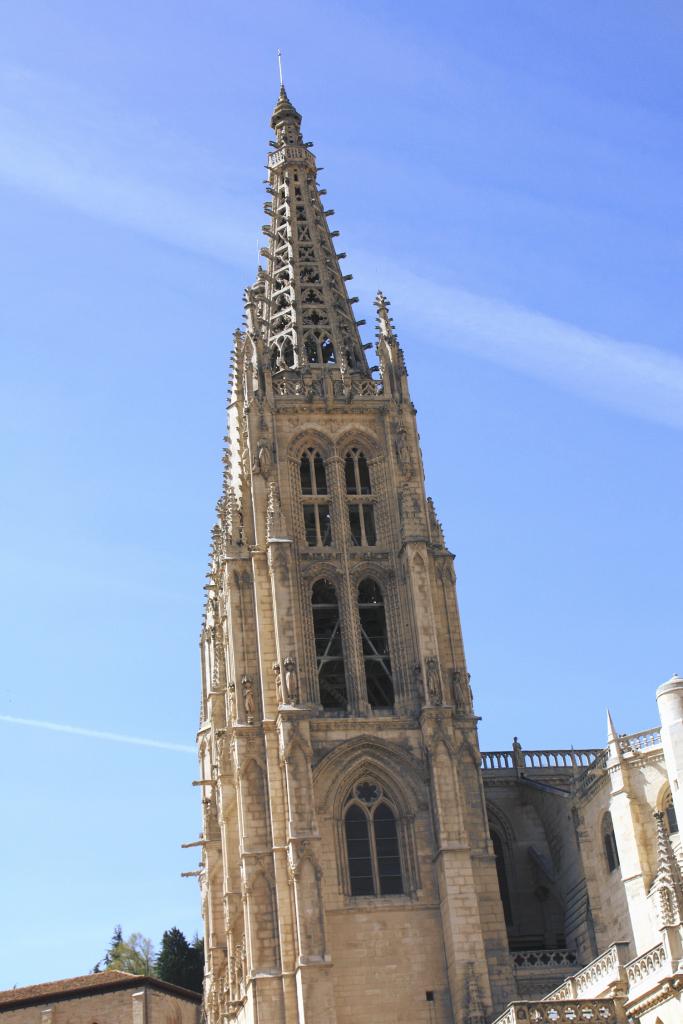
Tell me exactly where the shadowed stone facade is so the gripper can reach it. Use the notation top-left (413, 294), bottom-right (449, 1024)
top-left (196, 89), bottom-right (682, 1024)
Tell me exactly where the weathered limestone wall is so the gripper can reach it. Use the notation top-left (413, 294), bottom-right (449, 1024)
top-left (329, 906), bottom-right (450, 1024)
top-left (0, 989), bottom-right (199, 1024)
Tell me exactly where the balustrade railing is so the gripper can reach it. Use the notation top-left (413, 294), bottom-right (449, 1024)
top-left (481, 749), bottom-right (603, 772)
top-left (491, 999), bottom-right (624, 1023)
top-left (624, 942), bottom-right (666, 989)
top-left (332, 378), bottom-right (382, 398)
top-left (618, 726), bottom-right (661, 753)
top-left (545, 942), bottom-right (631, 1001)
top-left (512, 949), bottom-right (578, 970)
top-left (273, 377), bottom-right (324, 398)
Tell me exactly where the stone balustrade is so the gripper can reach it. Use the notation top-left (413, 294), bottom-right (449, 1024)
top-left (491, 998), bottom-right (625, 1023)
top-left (267, 145), bottom-right (316, 169)
top-left (332, 378), bottom-right (382, 398)
top-left (624, 941), bottom-right (666, 990)
top-left (481, 748), bottom-right (602, 772)
top-left (512, 949), bottom-right (578, 970)
top-left (545, 942), bottom-right (631, 1001)
top-left (618, 726), bottom-right (661, 753)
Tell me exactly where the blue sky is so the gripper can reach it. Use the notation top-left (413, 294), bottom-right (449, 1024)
top-left (1, 0), bottom-right (681, 988)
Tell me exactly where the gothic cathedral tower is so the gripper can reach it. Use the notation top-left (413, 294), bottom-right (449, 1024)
top-left (198, 88), bottom-right (513, 1024)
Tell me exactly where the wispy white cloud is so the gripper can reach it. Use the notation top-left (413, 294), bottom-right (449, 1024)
top-left (357, 260), bottom-right (683, 431)
top-left (0, 714), bottom-right (195, 753)
top-left (2, 63), bottom-right (681, 431)
top-left (0, 64), bottom-right (251, 262)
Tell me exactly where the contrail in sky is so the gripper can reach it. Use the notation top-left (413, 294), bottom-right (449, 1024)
top-left (1, 63), bottom-right (681, 431)
top-left (0, 715), bottom-right (195, 753)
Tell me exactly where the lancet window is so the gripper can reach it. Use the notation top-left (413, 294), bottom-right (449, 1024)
top-left (300, 448), bottom-right (332, 547)
top-left (602, 812), bottom-right (620, 873)
top-left (304, 329), bottom-right (336, 365)
top-left (311, 579), bottom-right (347, 709)
top-left (357, 579), bottom-right (394, 708)
top-left (345, 449), bottom-right (376, 547)
top-left (343, 782), bottom-right (403, 896)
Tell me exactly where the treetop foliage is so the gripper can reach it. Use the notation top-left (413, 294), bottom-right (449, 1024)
top-left (93, 926), bottom-right (203, 991)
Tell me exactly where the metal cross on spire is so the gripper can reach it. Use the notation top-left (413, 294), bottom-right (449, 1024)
top-left (277, 49), bottom-right (283, 87)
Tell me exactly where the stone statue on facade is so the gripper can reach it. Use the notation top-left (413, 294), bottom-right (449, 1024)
top-left (284, 656), bottom-right (299, 705)
top-left (242, 676), bottom-right (256, 724)
top-left (425, 656), bottom-right (443, 706)
top-left (273, 661), bottom-right (283, 705)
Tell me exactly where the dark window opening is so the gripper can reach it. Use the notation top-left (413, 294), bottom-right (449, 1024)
top-left (344, 783), bottom-right (404, 897)
top-left (602, 813), bottom-right (620, 873)
top-left (374, 802), bottom-right (402, 894)
top-left (349, 504), bottom-right (376, 547)
top-left (345, 804), bottom-right (374, 895)
top-left (345, 449), bottom-right (372, 495)
top-left (303, 504), bottom-right (331, 547)
top-left (312, 579), bottom-right (347, 709)
top-left (321, 335), bottom-right (336, 363)
top-left (282, 338), bottom-right (295, 368)
top-left (305, 337), bottom-right (319, 363)
top-left (345, 450), bottom-right (376, 546)
top-left (358, 579), bottom-right (394, 708)
top-left (299, 449), bottom-right (327, 495)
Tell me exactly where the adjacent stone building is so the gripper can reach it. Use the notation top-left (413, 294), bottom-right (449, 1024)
top-left (196, 87), bottom-right (683, 1024)
top-left (0, 972), bottom-right (200, 1024)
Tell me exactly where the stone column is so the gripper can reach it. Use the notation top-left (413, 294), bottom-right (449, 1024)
top-left (656, 674), bottom-right (683, 835)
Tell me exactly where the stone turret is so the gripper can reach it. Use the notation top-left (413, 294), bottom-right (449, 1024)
top-left (656, 673), bottom-right (683, 840)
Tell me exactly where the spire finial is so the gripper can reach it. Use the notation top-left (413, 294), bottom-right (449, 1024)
top-left (277, 49), bottom-right (284, 88)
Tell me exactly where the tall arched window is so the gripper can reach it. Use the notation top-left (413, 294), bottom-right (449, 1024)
top-left (312, 580), bottom-right (347, 709)
top-left (345, 449), bottom-right (376, 546)
top-left (490, 830), bottom-right (513, 926)
top-left (357, 579), bottom-right (394, 708)
top-left (344, 782), bottom-right (403, 896)
top-left (300, 449), bottom-right (332, 547)
top-left (602, 812), bottom-right (620, 873)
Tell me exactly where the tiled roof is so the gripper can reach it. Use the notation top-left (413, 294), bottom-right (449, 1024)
top-left (0, 971), bottom-right (201, 1011)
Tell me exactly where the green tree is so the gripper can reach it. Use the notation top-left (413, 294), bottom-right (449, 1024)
top-left (94, 928), bottom-right (155, 976)
top-left (156, 928), bottom-right (204, 992)
top-left (93, 925), bottom-right (124, 973)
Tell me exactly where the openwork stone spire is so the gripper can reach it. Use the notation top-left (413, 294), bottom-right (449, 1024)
top-left (261, 88), bottom-right (370, 377)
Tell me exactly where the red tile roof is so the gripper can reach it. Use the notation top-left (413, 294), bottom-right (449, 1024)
top-left (0, 971), bottom-right (201, 1012)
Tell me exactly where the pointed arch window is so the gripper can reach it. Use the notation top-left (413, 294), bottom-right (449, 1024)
top-left (602, 812), bottom-right (620, 873)
top-left (358, 579), bottom-right (394, 708)
top-left (304, 330), bottom-right (336, 365)
top-left (344, 782), bottom-right (403, 896)
top-left (345, 449), bottom-right (376, 547)
top-left (300, 449), bottom-right (332, 547)
top-left (312, 579), bottom-right (347, 709)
